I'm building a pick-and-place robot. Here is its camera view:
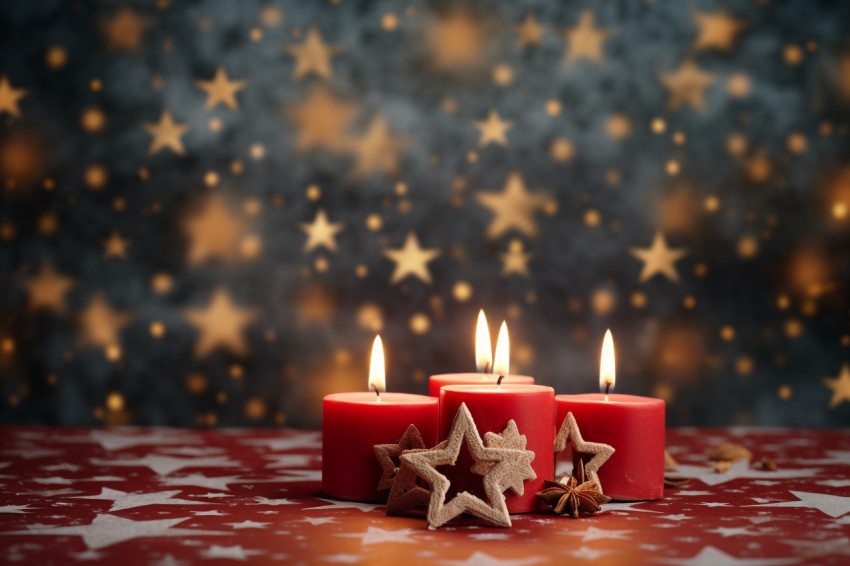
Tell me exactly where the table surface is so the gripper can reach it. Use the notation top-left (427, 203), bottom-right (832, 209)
top-left (0, 426), bottom-right (849, 565)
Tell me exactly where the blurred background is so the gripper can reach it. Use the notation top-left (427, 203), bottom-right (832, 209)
top-left (1, 0), bottom-right (849, 428)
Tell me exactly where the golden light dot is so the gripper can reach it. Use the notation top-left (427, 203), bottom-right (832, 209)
top-left (695, 263), bottom-right (708, 277)
top-left (543, 199), bottom-right (558, 216)
top-left (631, 291), bottom-right (647, 308)
top-left (208, 117), bottom-right (222, 131)
top-left (260, 5), bottom-right (283, 27)
top-left (230, 364), bottom-right (244, 379)
top-left (365, 214), bottom-right (382, 231)
top-left (150, 76), bottom-right (165, 91)
top-left (778, 384), bottom-right (793, 400)
top-left (704, 195), bottom-right (720, 212)
top-left (584, 209), bottom-right (601, 227)
top-left (546, 99), bottom-right (562, 116)
top-left (787, 132), bottom-right (807, 154)
top-left (38, 213), bottom-right (59, 235)
top-left (0, 223), bottom-right (14, 241)
top-left (138, 167), bottom-right (150, 181)
top-left (250, 143), bottom-right (266, 160)
top-left (314, 256), bottom-right (329, 272)
top-left (683, 295), bottom-right (696, 309)
top-left (357, 303), bottom-right (383, 332)
top-left (591, 288), bottom-right (616, 315)
top-left (93, 407), bottom-right (104, 419)
top-left (240, 234), bottom-right (263, 259)
top-left (550, 137), bottom-right (574, 163)
top-left (492, 64), bottom-right (514, 87)
top-left (43, 178), bottom-right (55, 190)
top-left (832, 202), bottom-right (848, 220)
top-left (272, 195), bottom-right (285, 208)
top-left (105, 392), bottom-right (124, 411)
top-left (672, 131), bottom-right (686, 145)
top-left (727, 133), bottom-right (747, 157)
top-left (105, 345), bottom-right (121, 361)
top-left (666, 160), bottom-right (680, 176)
top-left (114, 197), bottom-right (126, 211)
top-left (737, 235), bottom-right (759, 259)
top-left (398, 199), bottom-right (412, 213)
top-left (1, 338), bottom-right (14, 354)
top-left (217, 391), bottom-right (228, 404)
top-left (381, 13), bottom-right (398, 30)
top-left (243, 198), bottom-right (261, 216)
top-left (274, 412), bottom-right (287, 425)
top-left (735, 356), bottom-right (754, 376)
top-left (441, 97), bottom-right (458, 114)
top-left (355, 264), bottom-right (368, 278)
top-left (727, 73), bottom-right (751, 98)
top-left (85, 165), bottom-right (108, 190)
top-left (230, 160), bottom-right (244, 175)
top-left (186, 373), bottom-right (208, 394)
top-left (204, 171), bottom-right (219, 187)
top-left (651, 117), bottom-right (666, 134)
top-left (746, 153), bottom-right (772, 183)
top-left (842, 335), bottom-right (850, 347)
top-left (46, 45), bottom-right (68, 69)
top-left (47, 373), bottom-right (58, 386)
top-left (250, 27), bottom-right (263, 41)
top-left (776, 294), bottom-right (790, 310)
top-left (81, 107), bottom-right (106, 132)
top-left (783, 44), bottom-right (804, 66)
top-left (452, 280), bottom-right (473, 302)
top-left (205, 412), bottom-right (218, 426)
top-left (801, 299), bottom-right (817, 317)
top-left (606, 114), bottom-right (631, 140)
top-left (395, 182), bottom-right (408, 195)
top-left (784, 319), bottom-right (803, 338)
top-left (151, 273), bottom-right (172, 294)
top-left (244, 398), bottom-right (267, 420)
top-left (604, 170), bottom-right (622, 186)
top-left (90, 78), bottom-right (103, 91)
top-left (306, 184), bottom-right (321, 200)
top-left (467, 151), bottom-right (478, 163)
top-left (149, 321), bottom-right (166, 338)
top-left (820, 122), bottom-right (834, 136)
top-left (720, 325), bottom-right (735, 341)
top-left (333, 348), bottom-right (350, 365)
top-left (409, 313), bottom-right (431, 334)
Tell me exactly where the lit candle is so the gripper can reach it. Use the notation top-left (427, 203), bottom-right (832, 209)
top-left (322, 336), bottom-right (439, 502)
top-left (555, 330), bottom-right (665, 500)
top-left (439, 327), bottom-right (554, 513)
top-left (428, 310), bottom-right (534, 397)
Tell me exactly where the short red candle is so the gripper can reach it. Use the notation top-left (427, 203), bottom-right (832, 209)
top-left (440, 384), bottom-right (554, 513)
top-left (428, 373), bottom-right (534, 398)
top-left (555, 393), bottom-right (665, 500)
top-left (322, 392), bottom-right (438, 502)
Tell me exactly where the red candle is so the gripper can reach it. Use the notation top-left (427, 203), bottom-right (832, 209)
top-left (322, 337), bottom-right (438, 502)
top-left (555, 330), bottom-right (665, 501)
top-left (439, 382), bottom-right (555, 513)
top-left (429, 310), bottom-right (534, 397)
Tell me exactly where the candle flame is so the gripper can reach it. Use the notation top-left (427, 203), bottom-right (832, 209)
top-left (600, 329), bottom-right (615, 396)
top-left (493, 321), bottom-right (509, 377)
top-left (369, 335), bottom-right (386, 395)
top-left (475, 309), bottom-right (492, 373)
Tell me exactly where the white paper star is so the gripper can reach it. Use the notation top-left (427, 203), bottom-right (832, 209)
top-left (0, 504), bottom-right (33, 514)
top-left (199, 545), bottom-right (264, 560)
top-left (441, 552), bottom-right (543, 566)
top-left (0, 514), bottom-right (230, 550)
top-left (673, 460), bottom-right (820, 486)
top-left (567, 526), bottom-right (631, 542)
top-left (336, 526), bottom-right (418, 545)
top-left (746, 490), bottom-right (850, 518)
top-left (303, 498), bottom-right (384, 512)
top-left (193, 510), bottom-right (227, 516)
top-left (298, 517), bottom-right (337, 526)
top-left (254, 496), bottom-right (296, 506)
top-left (241, 432), bottom-right (321, 452)
top-left (90, 455), bottom-right (238, 476)
top-left (225, 520), bottom-right (269, 529)
top-left (654, 545), bottom-right (798, 565)
top-left (71, 488), bottom-right (211, 512)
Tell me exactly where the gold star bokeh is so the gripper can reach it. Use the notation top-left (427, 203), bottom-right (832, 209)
top-left (183, 289), bottom-right (260, 358)
top-left (476, 172), bottom-right (551, 239)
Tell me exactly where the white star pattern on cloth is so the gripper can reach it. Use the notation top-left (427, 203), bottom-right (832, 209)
top-left (263, 454), bottom-right (313, 468)
top-left (787, 537), bottom-right (850, 557)
top-left (298, 517), bottom-right (337, 526)
top-left (31, 475), bottom-right (124, 484)
top-left (746, 490), bottom-right (850, 518)
top-left (42, 463), bottom-right (81, 472)
top-left (274, 469), bottom-right (322, 483)
top-left (71, 488), bottom-right (211, 511)
top-left (241, 432), bottom-right (321, 452)
top-left (601, 501), bottom-right (662, 513)
top-left (653, 545), bottom-right (798, 565)
top-left (336, 526), bottom-right (419, 545)
top-left (225, 520), bottom-right (269, 529)
top-left (818, 479), bottom-right (850, 487)
top-left (706, 526), bottom-right (763, 537)
top-left (158, 473), bottom-right (245, 491)
top-left (0, 504), bottom-right (33, 513)
top-left (199, 545), bottom-right (264, 560)
top-left (468, 533), bottom-right (511, 541)
top-left (253, 496), bottom-right (296, 506)
top-left (71, 549), bottom-right (104, 560)
top-left (90, 455), bottom-right (239, 476)
top-left (673, 460), bottom-right (820, 486)
top-left (567, 526), bottom-right (632, 542)
top-left (1, 448), bottom-right (62, 459)
top-left (303, 498), bottom-right (383, 512)
top-left (150, 555), bottom-right (186, 566)
top-left (565, 547), bottom-right (612, 560)
top-left (0, 513), bottom-right (230, 550)
top-left (440, 552), bottom-right (544, 566)
top-left (87, 430), bottom-right (201, 451)
top-left (193, 510), bottom-right (227, 516)
top-left (320, 554), bottom-right (361, 563)
top-left (805, 451), bottom-right (850, 465)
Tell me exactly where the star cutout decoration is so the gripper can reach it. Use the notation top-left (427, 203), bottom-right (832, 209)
top-left (383, 232), bottom-right (441, 285)
top-left (373, 424), bottom-right (427, 491)
top-left (196, 67), bottom-right (245, 111)
top-left (183, 288), bottom-right (260, 358)
top-left (286, 27), bottom-right (341, 80)
top-left (0, 504), bottom-right (33, 514)
top-left (336, 526), bottom-right (419, 545)
top-left (102, 230), bottom-right (130, 260)
top-left (554, 412), bottom-right (615, 491)
top-left (200, 545), bottom-right (263, 560)
top-left (630, 231), bottom-right (688, 283)
top-left (0, 514), bottom-right (229, 550)
top-left (516, 14), bottom-right (545, 47)
top-left (567, 526), bottom-right (631, 542)
top-left (254, 496), bottom-right (296, 506)
top-left (563, 10), bottom-right (611, 65)
top-left (660, 60), bottom-right (715, 111)
top-left (142, 110), bottom-right (190, 155)
top-left (183, 194), bottom-right (245, 264)
top-left (23, 262), bottom-right (74, 312)
top-left (474, 109), bottom-right (513, 147)
top-left (225, 520), bottom-right (270, 529)
top-left (655, 545), bottom-right (797, 566)
top-left (822, 363), bottom-right (850, 408)
top-left (241, 431), bottom-right (322, 451)
top-left (90, 454), bottom-right (240, 476)
top-left (71, 487), bottom-right (211, 512)
top-left (78, 292), bottom-right (130, 350)
top-left (501, 239), bottom-right (531, 277)
top-left (301, 209), bottom-right (344, 253)
top-left (672, 460), bottom-right (819, 486)
top-left (746, 490), bottom-right (850, 518)
top-left (694, 11), bottom-right (746, 52)
top-left (476, 172), bottom-right (551, 239)
top-left (80, 430), bottom-right (200, 451)
top-left (158, 473), bottom-right (246, 492)
top-left (287, 86), bottom-right (357, 153)
top-left (0, 75), bottom-right (28, 118)
top-left (101, 7), bottom-right (150, 51)
top-left (399, 403), bottom-right (535, 528)
top-left (348, 117), bottom-right (409, 178)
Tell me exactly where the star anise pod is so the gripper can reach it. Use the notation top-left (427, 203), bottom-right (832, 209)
top-left (535, 475), bottom-right (611, 518)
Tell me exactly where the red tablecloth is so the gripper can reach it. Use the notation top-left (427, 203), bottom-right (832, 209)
top-left (1, 426), bottom-right (849, 565)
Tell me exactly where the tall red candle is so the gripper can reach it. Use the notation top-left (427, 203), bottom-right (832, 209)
top-left (321, 336), bottom-right (438, 502)
top-left (440, 384), bottom-right (554, 513)
top-left (555, 330), bottom-right (665, 501)
top-left (428, 373), bottom-right (534, 397)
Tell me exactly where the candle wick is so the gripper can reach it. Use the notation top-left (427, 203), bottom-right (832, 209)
top-left (604, 381), bottom-right (611, 402)
top-left (372, 384), bottom-right (381, 402)
top-left (497, 375), bottom-right (505, 390)
top-left (482, 362), bottom-right (491, 375)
